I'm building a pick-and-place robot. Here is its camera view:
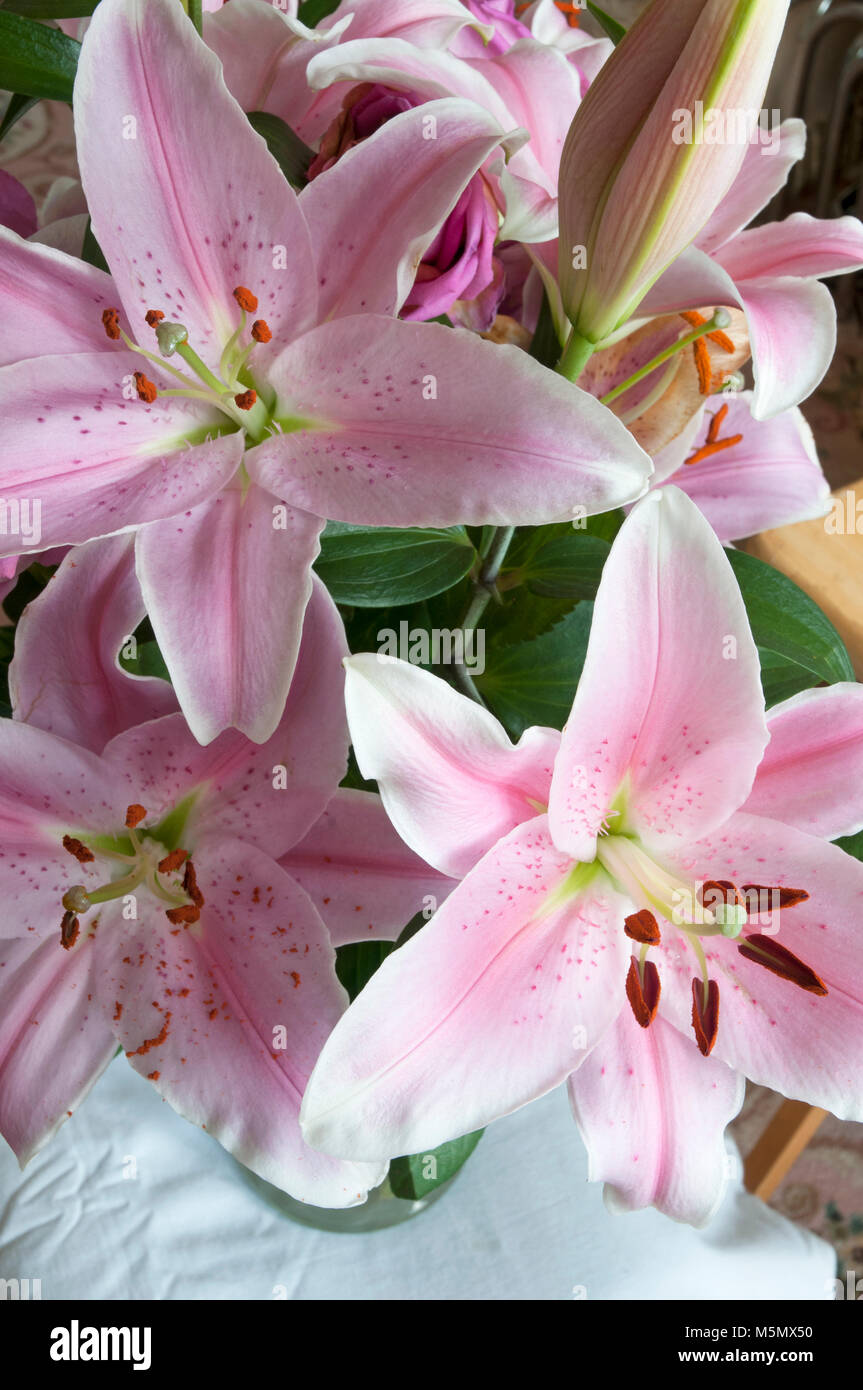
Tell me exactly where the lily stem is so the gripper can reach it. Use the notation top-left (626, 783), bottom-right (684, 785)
top-left (451, 525), bottom-right (515, 705)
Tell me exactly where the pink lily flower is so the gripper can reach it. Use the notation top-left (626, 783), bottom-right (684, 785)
top-left (650, 390), bottom-right (830, 542)
top-left (557, 0), bottom-right (790, 353)
top-left (0, 0), bottom-right (649, 747)
top-left (0, 532), bottom-right (451, 1203)
top-left (301, 486), bottom-right (863, 1225)
top-left (637, 119), bottom-right (863, 418)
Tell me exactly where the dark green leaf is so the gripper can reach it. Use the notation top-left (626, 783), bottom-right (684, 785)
top-left (528, 291), bottom-right (562, 371)
top-left (756, 649), bottom-right (822, 709)
top-left (476, 602), bottom-right (593, 736)
top-left (246, 111), bottom-right (316, 189)
top-left (316, 523), bottom-right (476, 608)
top-left (335, 940), bottom-right (396, 1002)
top-left (297, 0), bottom-right (340, 26)
top-left (835, 829), bottom-right (863, 863)
top-left (81, 217), bottom-right (109, 272)
top-left (0, 13), bottom-right (80, 103)
top-left (0, 0), bottom-right (98, 15)
top-left (0, 92), bottom-right (38, 141)
top-left (118, 639), bottom-right (171, 682)
top-left (389, 1129), bottom-right (484, 1200)
top-left (519, 528), bottom-right (610, 600)
top-left (725, 548), bottom-right (854, 694)
top-left (586, 1), bottom-right (626, 44)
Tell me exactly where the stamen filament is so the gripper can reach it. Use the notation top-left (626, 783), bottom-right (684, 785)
top-left (599, 311), bottom-right (731, 407)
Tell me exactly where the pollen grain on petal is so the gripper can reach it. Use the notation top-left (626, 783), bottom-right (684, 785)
top-left (233, 285), bottom-right (258, 313)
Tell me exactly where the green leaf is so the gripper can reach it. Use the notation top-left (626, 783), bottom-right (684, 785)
top-left (0, 92), bottom-right (38, 141)
top-left (0, 0), bottom-right (99, 14)
top-left (316, 523), bottom-right (476, 608)
top-left (118, 639), bottom-right (171, 682)
top-left (389, 1129), bottom-right (484, 1200)
top-left (335, 940), bottom-right (396, 1002)
top-left (516, 526), bottom-right (610, 600)
top-left (725, 549), bottom-right (854, 700)
top-left (476, 602), bottom-right (593, 736)
top-left (0, 13), bottom-right (81, 103)
top-left (835, 829), bottom-right (863, 863)
top-left (297, 0), bottom-right (340, 25)
top-left (81, 217), bottom-right (110, 272)
top-left (586, 1), bottom-right (626, 44)
top-left (528, 291), bottom-right (561, 371)
top-left (246, 111), bottom-right (316, 189)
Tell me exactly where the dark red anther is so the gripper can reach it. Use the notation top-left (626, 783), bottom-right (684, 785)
top-left (62, 834), bottom-right (95, 864)
top-left (145, 309), bottom-right (165, 327)
top-left (158, 848), bottom-right (188, 875)
top-left (133, 371), bottom-right (158, 403)
top-left (741, 884), bottom-right (810, 911)
top-left (737, 934), bottom-right (827, 995)
top-left (691, 978), bottom-right (720, 1056)
top-left (165, 904), bottom-right (200, 926)
top-left (125, 804), bottom-right (147, 829)
top-left (251, 319), bottom-right (272, 343)
top-left (624, 908), bottom-right (661, 945)
top-left (625, 957), bottom-right (661, 1029)
top-left (234, 389), bottom-right (257, 411)
top-left (61, 911), bottom-right (80, 950)
top-left (183, 859), bottom-right (204, 909)
top-left (102, 307), bottom-right (121, 340)
top-left (698, 879), bottom-right (742, 910)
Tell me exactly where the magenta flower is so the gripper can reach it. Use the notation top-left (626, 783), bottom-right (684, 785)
top-left (301, 487), bottom-right (863, 1224)
top-left (0, 534), bottom-right (454, 1204)
top-left (0, 0), bottom-right (649, 746)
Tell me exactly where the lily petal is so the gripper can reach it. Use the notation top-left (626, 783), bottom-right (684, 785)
top-left (0, 934), bottom-right (116, 1164)
top-left (569, 1004), bottom-right (744, 1226)
top-left (739, 275), bottom-right (837, 419)
top-left (548, 488), bottom-right (767, 862)
top-left (301, 815), bottom-right (629, 1160)
top-left (280, 788), bottom-right (456, 944)
top-left (10, 535), bottom-right (177, 754)
top-left (0, 226), bottom-right (116, 367)
top-left (75, 0), bottom-right (317, 366)
top-left (135, 481), bottom-right (324, 744)
top-left (344, 652), bottom-right (559, 877)
top-left (0, 351), bottom-right (245, 556)
top-left (103, 576), bottom-right (349, 860)
top-left (743, 684), bottom-right (863, 840)
top-left (695, 119), bottom-right (806, 256)
top-left (94, 838), bottom-right (386, 1205)
top-left (250, 316), bottom-right (652, 526)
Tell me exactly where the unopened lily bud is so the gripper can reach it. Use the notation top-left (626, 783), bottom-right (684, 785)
top-left (558, 0), bottom-right (790, 346)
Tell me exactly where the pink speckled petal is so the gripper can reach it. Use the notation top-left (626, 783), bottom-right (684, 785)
top-left (735, 275), bottom-right (837, 420)
top-left (93, 839), bottom-right (385, 1205)
top-left (102, 576), bottom-right (349, 861)
top-left (300, 98), bottom-right (514, 320)
top-left (0, 351), bottom-right (244, 557)
top-left (0, 722), bottom-right (122, 939)
top-left (0, 226), bottom-right (117, 368)
top-left (743, 684), bottom-right (863, 840)
top-left (548, 488), bottom-right (768, 862)
top-left (344, 653), bottom-right (559, 878)
top-left (657, 812), bottom-right (863, 1121)
top-left (281, 788), bottom-right (457, 945)
top-left (301, 815), bottom-right (630, 1160)
top-left (10, 535), bottom-right (178, 754)
top-left (75, 0), bottom-right (317, 369)
top-left (569, 1006), bottom-right (744, 1226)
top-left (249, 316), bottom-right (652, 526)
top-left (0, 934), bottom-right (117, 1164)
top-left (135, 480), bottom-right (324, 745)
top-left (713, 212), bottom-right (863, 285)
top-left (657, 392), bottom-right (829, 543)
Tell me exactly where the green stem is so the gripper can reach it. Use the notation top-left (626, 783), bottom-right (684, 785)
top-left (452, 525), bottom-right (516, 705)
top-left (556, 328), bottom-right (596, 383)
top-left (187, 0), bottom-right (203, 36)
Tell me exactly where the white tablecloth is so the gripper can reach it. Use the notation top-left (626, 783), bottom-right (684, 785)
top-left (0, 1060), bottom-right (835, 1300)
